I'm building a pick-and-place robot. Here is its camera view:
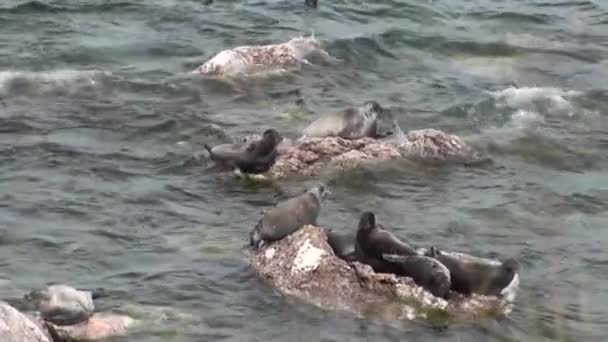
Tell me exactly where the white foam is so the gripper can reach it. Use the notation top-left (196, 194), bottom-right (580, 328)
top-left (489, 86), bottom-right (581, 117)
top-left (0, 69), bottom-right (108, 94)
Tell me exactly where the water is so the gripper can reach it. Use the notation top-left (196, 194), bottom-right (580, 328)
top-left (1, 0), bottom-right (607, 341)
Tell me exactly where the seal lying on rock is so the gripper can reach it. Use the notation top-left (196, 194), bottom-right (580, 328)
top-left (25, 285), bottom-right (95, 326)
top-left (205, 129), bottom-right (283, 174)
top-left (250, 225), bottom-right (518, 323)
top-left (325, 230), bottom-right (356, 262)
top-left (355, 211), bottom-right (417, 273)
top-left (424, 247), bottom-right (520, 297)
top-left (381, 254), bottom-right (451, 299)
top-left (250, 183), bottom-right (330, 248)
top-left (192, 36), bottom-right (331, 77)
top-left (302, 101), bottom-right (390, 140)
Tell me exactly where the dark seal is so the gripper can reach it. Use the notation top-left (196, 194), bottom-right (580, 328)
top-left (325, 230), bottom-right (356, 262)
top-left (425, 247), bottom-right (519, 296)
top-left (354, 211), bottom-right (417, 273)
top-left (204, 128), bottom-right (282, 174)
top-left (381, 254), bottom-right (452, 299)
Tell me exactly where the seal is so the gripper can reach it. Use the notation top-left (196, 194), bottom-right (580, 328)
top-left (425, 247), bottom-right (520, 296)
top-left (381, 254), bottom-right (452, 299)
top-left (325, 230), bottom-right (356, 262)
top-left (354, 211), bottom-right (417, 273)
top-left (204, 128), bottom-right (282, 174)
top-left (250, 183), bottom-right (330, 248)
top-left (302, 101), bottom-right (390, 140)
top-left (25, 285), bottom-right (95, 326)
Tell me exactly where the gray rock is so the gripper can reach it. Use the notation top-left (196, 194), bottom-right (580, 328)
top-left (0, 301), bottom-right (52, 342)
top-left (250, 225), bottom-right (517, 322)
top-left (25, 285), bottom-right (94, 326)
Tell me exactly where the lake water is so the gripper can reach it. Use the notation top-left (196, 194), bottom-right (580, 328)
top-left (1, 0), bottom-right (607, 341)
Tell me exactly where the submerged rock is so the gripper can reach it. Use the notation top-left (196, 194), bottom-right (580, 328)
top-left (192, 36), bottom-right (331, 77)
top-left (0, 301), bottom-right (52, 342)
top-left (249, 225), bottom-right (516, 322)
top-left (45, 313), bottom-right (134, 342)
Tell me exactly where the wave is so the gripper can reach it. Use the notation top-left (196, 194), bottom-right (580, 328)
top-left (488, 86), bottom-right (582, 117)
top-left (0, 69), bottom-right (111, 97)
top-left (0, 1), bottom-right (139, 14)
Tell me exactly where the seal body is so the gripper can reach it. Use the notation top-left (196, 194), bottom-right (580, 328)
top-left (425, 247), bottom-right (519, 296)
top-left (354, 211), bottom-right (417, 274)
top-left (193, 36), bottom-right (329, 77)
top-left (381, 254), bottom-right (452, 299)
top-left (25, 285), bottom-right (94, 326)
top-left (205, 129), bottom-right (282, 174)
top-left (302, 101), bottom-right (386, 140)
top-left (325, 230), bottom-right (356, 262)
top-left (250, 184), bottom-right (329, 248)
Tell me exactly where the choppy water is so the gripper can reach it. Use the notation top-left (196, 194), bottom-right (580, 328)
top-left (1, 0), bottom-right (607, 341)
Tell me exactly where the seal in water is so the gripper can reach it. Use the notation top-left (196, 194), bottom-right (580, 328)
top-left (204, 129), bottom-right (282, 174)
top-left (381, 254), bottom-right (452, 299)
top-left (354, 211), bottom-right (417, 273)
top-left (25, 285), bottom-right (95, 326)
top-left (250, 184), bottom-right (330, 248)
top-left (302, 101), bottom-right (391, 140)
top-left (425, 247), bottom-right (520, 296)
top-left (325, 230), bottom-right (356, 262)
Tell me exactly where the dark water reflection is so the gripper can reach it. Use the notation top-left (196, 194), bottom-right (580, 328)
top-left (1, 0), bottom-right (608, 341)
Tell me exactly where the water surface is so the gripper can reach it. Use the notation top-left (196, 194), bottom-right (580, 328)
top-left (1, 0), bottom-right (607, 341)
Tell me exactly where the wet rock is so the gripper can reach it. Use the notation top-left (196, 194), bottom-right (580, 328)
top-left (192, 36), bottom-right (331, 77)
top-left (265, 129), bottom-right (484, 179)
top-left (25, 285), bottom-right (94, 326)
top-left (45, 313), bottom-right (134, 342)
top-left (0, 301), bottom-right (52, 342)
top-left (250, 225), bottom-right (516, 322)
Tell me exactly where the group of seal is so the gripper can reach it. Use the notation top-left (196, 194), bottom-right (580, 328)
top-left (197, 0), bottom-right (520, 305)
top-left (204, 101), bottom-right (394, 175)
top-left (325, 211), bottom-right (519, 299)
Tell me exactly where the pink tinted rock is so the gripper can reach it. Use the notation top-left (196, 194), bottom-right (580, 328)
top-left (250, 225), bottom-right (515, 322)
top-left (45, 313), bottom-right (134, 342)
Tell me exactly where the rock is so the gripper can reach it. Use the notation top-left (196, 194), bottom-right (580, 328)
top-left (249, 225), bottom-right (516, 322)
top-left (192, 36), bottom-right (331, 77)
top-left (45, 313), bottom-right (134, 342)
top-left (0, 301), bottom-right (52, 342)
top-left (265, 129), bottom-right (486, 179)
top-left (25, 285), bottom-right (94, 326)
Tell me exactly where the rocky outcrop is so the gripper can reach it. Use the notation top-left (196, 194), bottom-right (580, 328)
top-left (0, 301), bottom-right (52, 342)
top-left (261, 129), bottom-right (487, 179)
top-left (192, 36), bottom-right (331, 77)
top-left (249, 225), bottom-right (516, 322)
